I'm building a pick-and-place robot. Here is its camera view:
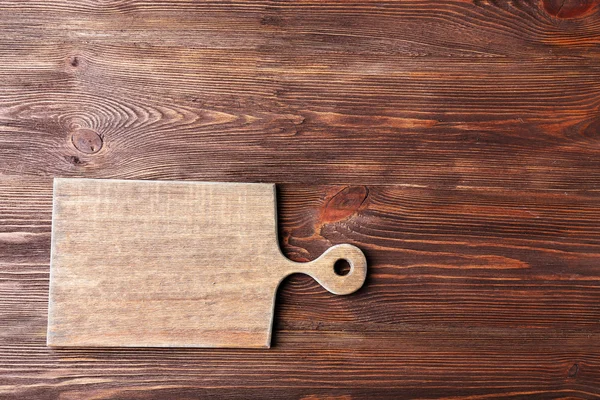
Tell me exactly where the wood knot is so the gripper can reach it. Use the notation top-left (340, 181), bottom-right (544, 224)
top-left (542, 0), bottom-right (599, 18)
top-left (71, 129), bottom-right (103, 154)
top-left (320, 186), bottom-right (369, 224)
top-left (582, 115), bottom-right (600, 141)
top-left (568, 363), bottom-right (579, 377)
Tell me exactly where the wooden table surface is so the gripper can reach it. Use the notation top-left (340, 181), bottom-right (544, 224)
top-left (1, 0), bottom-right (599, 398)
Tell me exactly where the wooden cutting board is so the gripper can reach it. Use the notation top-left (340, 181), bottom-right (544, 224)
top-left (47, 178), bottom-right (367, 348)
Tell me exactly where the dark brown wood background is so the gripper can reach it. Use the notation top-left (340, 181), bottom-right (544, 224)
top-left (1, 0), bottom-right (600, 398)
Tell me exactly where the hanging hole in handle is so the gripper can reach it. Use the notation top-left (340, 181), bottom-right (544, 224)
top-left (333, 259), bottom-right (352, 276)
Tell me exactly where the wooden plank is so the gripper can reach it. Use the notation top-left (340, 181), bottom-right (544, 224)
top-left (1, 175), bottom-right (599, 398)
top-left (48, 178), bottom-right (366, 347)
top-left (0, 2), bottom-right (599, 188)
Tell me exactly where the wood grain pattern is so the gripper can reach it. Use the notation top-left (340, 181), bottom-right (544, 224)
top-left (48, 178), bottom-right (366, 347)
top-left (0, 0), bottom-right (599, 398)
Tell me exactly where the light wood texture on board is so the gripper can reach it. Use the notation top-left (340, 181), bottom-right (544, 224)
top-left (1, 0), bottom-right (600, 397)
top-left (48, 178), bottom-right (366, 348)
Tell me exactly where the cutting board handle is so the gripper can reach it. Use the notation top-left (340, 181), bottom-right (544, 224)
top-left (283, 244), bottom-right (367, 295)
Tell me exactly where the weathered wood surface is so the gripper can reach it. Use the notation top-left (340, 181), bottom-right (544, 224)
top-left (48, 178), bottom-right (366, 348)
top-left (0, 0), bottom-right (599, 398)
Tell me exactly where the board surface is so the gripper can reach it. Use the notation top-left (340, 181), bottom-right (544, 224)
top-left (47, 178), bottom-right (366, 348)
